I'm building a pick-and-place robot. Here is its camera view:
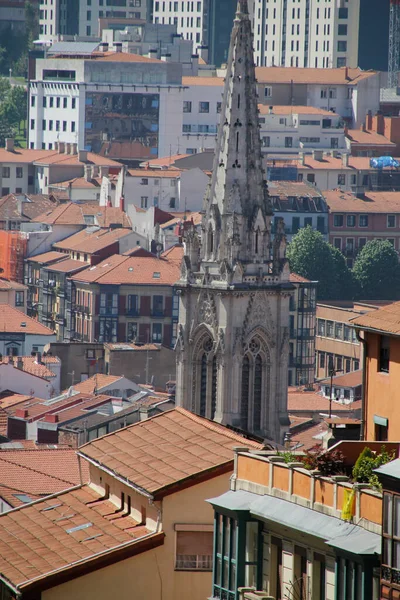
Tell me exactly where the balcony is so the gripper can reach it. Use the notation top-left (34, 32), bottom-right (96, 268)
top-left (126, 308), bottom-right (140, 317)
top-left (151, 308), bottom-right (165, 318)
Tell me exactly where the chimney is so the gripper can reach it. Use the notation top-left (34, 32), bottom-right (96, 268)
top-left (100, 42), bottom-right (109, 52)
top-left (100, 166), bottom-right (109, 178)
top-left (361, 122), bottom-right (366, 132)
top-left (16, 356), bottom-right (23, 370)
top-left (366, 110), bottom-right (373, 130)
top-left (15, 408), bottom-right (28, 419)
top-left (351, 185), bottom-right (366, 199)
top-left (44, 414), bottom-right (59, 423)
top-left (71, 142), bottom-right (77, 155)
top-left (191, 53), bottom-right (199, 75)
top-left (342, 153), bottom-right (350, 167)
top-left (65, 142), bottom-right (71, 154)
top-left (139, 406), bottom-right (150, 421)
top-left (161, 53), bottom-right (172, 63)
top-left (79, 149), bottom-right (88, 163)
top-left (345, 66), bottom-right (349, 80)
top-left (299, 152), bottom-right (306, 166)
top-left (58, 141), bottom-right (65, 154)
top-left (5, 138), bottom-right (14, 152)
top-left (114, 42), bottom-right (122, 53)
top-left (85, 164), bottom-right (92, 181)
top-left (8, 354), bottom-right (13, 364)
top-left (269, 105), bottom-right (273, 114)
top-left (35, 351), bottom-right (42, 365)
top-left (312, 150), bottom-right (324, 161)
top-left (376, 111), bottom-right (385, 135)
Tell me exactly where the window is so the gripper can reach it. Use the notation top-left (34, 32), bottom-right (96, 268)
top-left (141, 196), bottom-right (148, 208)
top-left (285, 137), bottom-right (293, 148)
top-left (335, 323), bottom-right (343, 339)
top-left (338, 174), bottom-right (346, 186)
top-left (359, 215), bottom-right (369, 227)
top-left (141, 178), bottom-right (148, 185)
top-left (379, 335), bottom-right (390, 373)
top-left (152, 295), bottom-right (164, 316)
top-left (169, 197), bottom-right (176, 208)
top-left (262, 136), bottom-right (270, 147)
top-left (344, 326), bottom-right (352, 342)
top-left (127, 294), bottom-right (139, 315)
top-left (334, 215), bottom-right (343, 227)
top-left (307, 173), bottom-right (315, 183)
top-left (317, 319), bottom-right (326, 336)
top-left (63, 121), bottom-right (67, 132)
top-left (31, 95), bottom-right (35, 107)
top-left (30, 119), bottom-right (35, 130)
top-left (15, 167), bottom-right (23, 179)
top-left (337, 41), bottom-right (347, 52)
top-left (217, 102), bottom-right (222, 114)
top-left (326, 321), bottom-right (334, 338)
top-left (71, 122), bottom-right (76, 132)
top-left (347, 215), bottom-right (356, 227)
top-left (99, 292), bottom-right (118, 316)
top-left (292, 217), bottom-right (300, 234)
top-left (199, 101), bottom-right (209, 113)
top-left (359, 237), bottom-right (366, 250)
top-left (345, 358), bottom-right (351, 373)
top-left (72, 98), bottom-right (76, 109)
top-left (338, 24), bottom-right (347, 35)
top-left (2, 167), bottom-right (10, 178)
top-left (152, 323), bottom-right (162, 342)
top-left (334, 238), bottom-right (342, 250)
top-left (388, 215), bottom-right (396, 228)
top-left (183, 101), bottom-right (192, 113)
top-left (56, 97), bottom-right (60, 108)
top-left (213, 515), bottom-right (238, 598)
top-left (264, 86), bottom-right (272, 97)
top-left (15, 291), bottom-right (24, 307)
top-left (49, 120), bottom-right (53, 131)
top-left (319, 353), bottom-right (325, 369)
top-left (338, 7), bottom-right (348, 18)
top-left (176, 529), bottom-right (213, 571)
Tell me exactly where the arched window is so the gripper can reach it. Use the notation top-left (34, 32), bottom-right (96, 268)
top-left (211, 356), bottom-right (217, 420)
top-left (208, 227), bottom-right (214, 257)
top-left (253, 354), bottom-right (262, 431)
top-left (241, 355), bottom-right (250, 430)
top-left (200, 353), bottom-right (207, 417)
top-left (241, 336), bottom-right (269, 433)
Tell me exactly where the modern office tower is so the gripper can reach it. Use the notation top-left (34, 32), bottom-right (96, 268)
top-left (39, 0), bottom-right (150, 41)
top-left (153, 0), bottom-right (236, 66)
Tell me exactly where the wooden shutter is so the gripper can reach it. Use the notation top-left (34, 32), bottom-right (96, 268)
top-left (163, 324), bottom-right (172, 347)
top-left (140, 295), bottom-right (150, 316)
top-left (176, 531), bottom-right (213, 556)
top-left (165, 296), bottom-right (172, 317)
top-left (119, 294), bottom-right (126, 315)
top-left (139, 323), bottom-right (150, 343)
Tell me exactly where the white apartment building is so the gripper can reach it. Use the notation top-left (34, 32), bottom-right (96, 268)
top-left (253, 0), bottom-right (360, 68)
top-left (39, 0), bottom-right (149, 41)
top-left (28, 47), bottom-right (185, 160)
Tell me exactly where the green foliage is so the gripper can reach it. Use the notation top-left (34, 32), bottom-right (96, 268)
top-left (352, 445), bottom-right (395, 490)
top-left (301, 445), bottom-right (345, 476)
top-left (276, 450), bottom-right (299, 464)
top-left (0, 78), bottom-right (27, 146)
top-left (352, 240), bottom-right (400, 300)
top-left (287, 226), bottom-right (354, 300)
top-left (0, 2), bottom-right (39, 77)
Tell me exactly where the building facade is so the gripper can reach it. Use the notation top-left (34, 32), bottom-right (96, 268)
top-left (289, 274), bottom-right (317, 387)
top-left (28, 49), bottom-right (184, 160)
top-left (252, 0), bottom-right (360, 68)
top-left (176, 0), bottom-right (291, 443)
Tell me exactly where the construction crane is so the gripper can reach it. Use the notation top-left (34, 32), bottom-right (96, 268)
top-left (389, 0), bottom-right (400, 88)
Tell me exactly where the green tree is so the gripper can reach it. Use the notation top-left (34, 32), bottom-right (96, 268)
top-left (352, 239), bottom-right (400, 300)
top-left (287, 226), bottom-right (354, 300)
top-left (2, 86), bottom-right (27, 129)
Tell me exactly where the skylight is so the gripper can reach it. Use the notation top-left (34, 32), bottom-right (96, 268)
top-left (66, 522), bottom-right (93, 534)
top-left (153, 272), bottom-right (161, 278)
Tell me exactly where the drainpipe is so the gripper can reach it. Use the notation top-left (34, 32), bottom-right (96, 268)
top-left (356, 328), bottom-right (367, 440)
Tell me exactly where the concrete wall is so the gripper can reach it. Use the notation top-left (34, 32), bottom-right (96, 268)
top-left (105, 345), bottom-right (176, 389)
top-left (0, 363), bottom-right (56, 399)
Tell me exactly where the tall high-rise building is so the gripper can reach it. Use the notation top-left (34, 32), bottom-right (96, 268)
top-left (39, 0), bottom-right (150, 40)
top-left (358, 0), bottom-right (390, 72)
top-left (253, 0), bottom-right (360, 68)
top-left (153, 0), bottom-right (236, 66)
top-left (175, 0), bottom-right (291, 443)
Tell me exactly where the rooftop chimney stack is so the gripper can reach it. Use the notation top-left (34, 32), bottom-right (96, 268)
top-left (5, 138), bottom-right (14, 152)
top-left (35, 351), bottom-right (42, 365)
top-left (79, 150), bottom-right (88, 163)
top-left (16, 357), bottom-right (23, 370)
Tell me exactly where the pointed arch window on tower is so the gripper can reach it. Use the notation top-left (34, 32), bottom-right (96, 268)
top-left (236, 132), bottom-right (240, 152)
top-left (200, 353), bottom-right (207, 417)
top-left (208, 226), bottom-right (214, 258)
top-left (241, 337), bottom-right (268, 433)
top-left (195, 335), bottom-right (217, 420)
top-left (241, 355), bottom-right (250, 430)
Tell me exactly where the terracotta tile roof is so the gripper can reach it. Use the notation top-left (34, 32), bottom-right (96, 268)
top-left (0, 484), bottom-right (161, 590)
top-left (320, 370), bottom-right (363, 389)
top-left (44, 258), bottom-right (88, 274)
top-left (168, 211), bottom-right (203, 226)
top-left (288, 388), bottom-right (362, 413)
top-left (32, 202), bottom-right (131, 227)
top-left (0, 148), bottom-right (57, 164)
top-left (128, 168), bottom-right (181, 178)
top-left (27, 251), bottom-right (67, 264)
top-left (5, 393), bottom-right (114, 422)
top-left (0, 393), bottom-right (32, 409)
top-left (324, 189), bottom-right (400, 213)
top-left (290, 272), bottom-right (311, 283)
top-left (40, 395), bottom-right (122, 425)
top-left (49, 177), bottom-right (103, 189)
top-left (347, 129), bottom-right (396, 146)
top-left (352, 300), bottom-right (400, 335)
top-left (0, 194), bottom-right (59, 222)
top-left (259, 104), bottom-right (339, 116)
top-left (0, 356), bottom-right (58, 379)
top-left (255, 66), bottom-right (377, 85)
top-left (269, 180), bottom-right (324, 199)
top-left (53, 227), bottom-right (133, 254)
top-left (79, 407), bottom-right (262, 496)
top-left (182, 76), bottom-right (224, 86)
top-left (160, 244), bottom-right (184, 263)
top-left (0, 305), bottom-right (55, 335)
top-left (140, 154), bottom-right (190, 168)
top-left (33, 151), bottom-right (122, 168)
top-left (68, 375), bottom-right (125, 395)
top-left (0, 486), bottom-right (41, 508)
top-left (291, 420), bottom-right (330, 450)
top-left (0, 448), bottom-right (89, 504)
top-left (71, 252), bottom-right (181, 286)
top-left (0, 277), bottom-right (27, 291)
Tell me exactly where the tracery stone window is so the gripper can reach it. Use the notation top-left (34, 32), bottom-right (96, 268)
top-left (193, 333), bottom-right (217, 419)
top-left (241, 335), bottom-right (269, 433)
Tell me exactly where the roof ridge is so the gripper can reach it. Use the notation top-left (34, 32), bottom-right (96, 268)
top-left (0, 454), bottom-right (77, 486)
top-left (174, 407), bottom-right (262, 447)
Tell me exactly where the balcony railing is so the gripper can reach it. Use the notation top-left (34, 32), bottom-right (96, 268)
top-left (126, 308), bottom-right (140, 317)
top-left (151, 309), bottom-right (165, 317)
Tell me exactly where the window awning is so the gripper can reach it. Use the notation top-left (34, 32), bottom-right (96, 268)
top-left (208, 490), bottom-right (380, 557)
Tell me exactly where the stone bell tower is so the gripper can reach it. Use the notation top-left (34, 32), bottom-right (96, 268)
top-left (175, 0), bottom-right (291, 443)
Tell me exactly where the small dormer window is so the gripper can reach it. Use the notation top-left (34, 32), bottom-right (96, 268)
top-left (153, 272), bottom-right (161, 279)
